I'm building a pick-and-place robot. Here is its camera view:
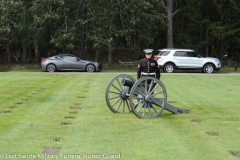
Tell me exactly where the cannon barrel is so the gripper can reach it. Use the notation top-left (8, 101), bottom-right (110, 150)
top-left (121, 79), bottom-right (135, 87)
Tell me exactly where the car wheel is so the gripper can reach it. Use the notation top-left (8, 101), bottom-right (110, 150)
top-left (86, 64), bottom-right (95, 72)
top-left (204, 64), bottom-right (214, 73)
top-left (164, 63), bottom-right (174, 73)
top-left (46, 64), bottom-right (57, 72)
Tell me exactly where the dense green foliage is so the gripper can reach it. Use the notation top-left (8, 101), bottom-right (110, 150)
top-left (0, 0), bottom-right (240, 64)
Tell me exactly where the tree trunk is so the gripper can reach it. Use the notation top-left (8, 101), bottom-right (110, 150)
top-left (76, 0), bottom-right (85, 58)
top-left (28, 48), bottom-right (33, 63)
top-left (23, 48), bottom-right (27, 64)
top-left (7, 45), bottom-right (11, 64)
top-left (205, 28), bottom-right (209, 57)
top-left (220, 39), bottom-right (224, 63)
top-left (166, 0), bottom-right (173, 48)
top-left (108, 43), bottom-right (112, 62)
top-left (205, 46), bottom-right (209, 57)
top-left (95, 49), bottom-right (100, 61)
top-left (35, 45), bottom-right (40, 63)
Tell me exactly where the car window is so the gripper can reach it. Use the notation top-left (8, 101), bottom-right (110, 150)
top-left (159, 51), bottom-right (170, 56)
top-left (63, 55), bottom-right (78, 61)
top-left (174, 51), bottom-right (188, 57)
top-left (195, 52), bottom-right (203, 57)
top-left (187, 52), bottom-right (198, 57)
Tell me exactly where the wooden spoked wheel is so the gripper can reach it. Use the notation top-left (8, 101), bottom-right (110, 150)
top-left (129, 77), bottom-right (167, 118)
top-left (105, 74), bottom-right (136, 113)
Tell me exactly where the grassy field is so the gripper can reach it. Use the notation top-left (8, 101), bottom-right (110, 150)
top-left (0, 72), bottom-right (240, 160)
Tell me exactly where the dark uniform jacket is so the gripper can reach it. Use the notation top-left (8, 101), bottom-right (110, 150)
top-left (137, 58), bottom-right (160, 80)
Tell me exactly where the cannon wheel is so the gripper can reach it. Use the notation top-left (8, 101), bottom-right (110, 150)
top-left (129, 77), bottom-right (167, 118)
top-left (105, 74), bottom-right (136, 113)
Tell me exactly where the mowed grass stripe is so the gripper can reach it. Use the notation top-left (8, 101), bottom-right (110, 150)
top-left (0, 73), bottom-right (239, 160)
top-left (160, 75), bottom-right (240, 160)
top-left (0, 74), bottom-right (88, 153)
top-left (0, 74), bottom-right (62, 109)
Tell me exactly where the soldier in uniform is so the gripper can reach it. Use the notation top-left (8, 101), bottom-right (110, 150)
top-left (137, 49), bottom-right (161, 80)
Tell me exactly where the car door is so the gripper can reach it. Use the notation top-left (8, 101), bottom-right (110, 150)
top-left (62, 55), bottom-right (83, 70)
top-left (187, 52), bottom-right (203, 68)
top-left (173, 51), bottom-right (190, 68)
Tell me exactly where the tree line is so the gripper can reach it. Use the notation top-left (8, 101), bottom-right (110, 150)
top-left (0, 0), bottom-right (240, 64)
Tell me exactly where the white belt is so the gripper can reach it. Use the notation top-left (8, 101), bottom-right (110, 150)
top-left (142, 72), bottom-right (155, 75)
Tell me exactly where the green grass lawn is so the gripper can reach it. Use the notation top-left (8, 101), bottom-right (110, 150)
top-left (0, 72), bottom-right (240, 160)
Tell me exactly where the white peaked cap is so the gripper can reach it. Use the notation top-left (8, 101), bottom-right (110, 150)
top-left (143, 49), bottom-right (153, 54)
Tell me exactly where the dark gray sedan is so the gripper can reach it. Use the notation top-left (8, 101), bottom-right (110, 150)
top-left (41, 54), bottom-right (102, 72)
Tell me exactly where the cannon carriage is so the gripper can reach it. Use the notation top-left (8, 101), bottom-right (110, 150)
top-left (105, 74), bottom-right (188, 118)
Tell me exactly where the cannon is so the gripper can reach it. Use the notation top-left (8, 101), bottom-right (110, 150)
top-left (105, 74), bottom-right (189, 118)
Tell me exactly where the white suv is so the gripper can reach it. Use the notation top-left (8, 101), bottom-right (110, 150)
top-left (155, 48), bottom-right (221, 73)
